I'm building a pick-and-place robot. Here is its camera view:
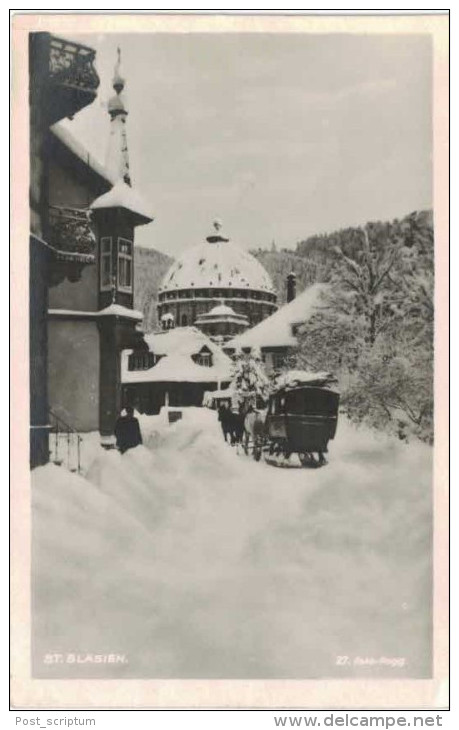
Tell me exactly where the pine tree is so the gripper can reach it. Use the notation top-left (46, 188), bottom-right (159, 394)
top-left (230, 348), bottom-right (271, 410)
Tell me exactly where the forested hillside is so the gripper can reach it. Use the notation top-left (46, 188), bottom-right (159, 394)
top-left (271, 210), bottom-right (434, 442)
top-left (252, 210), bottom-right (433, 302)
top-left (134, 247), bottom-right (174, 332)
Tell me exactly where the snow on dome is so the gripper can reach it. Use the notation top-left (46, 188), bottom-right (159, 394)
top-left (90, 180), bottom-right (153, 223)
top-left (160, 229), bottom-right (275, 293)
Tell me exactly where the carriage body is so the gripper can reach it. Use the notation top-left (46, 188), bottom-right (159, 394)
top-left (265, 385), bottom-right (340, 461)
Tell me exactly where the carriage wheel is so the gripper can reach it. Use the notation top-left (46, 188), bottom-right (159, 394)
top-left (299, 452), bottom-right (314, 467)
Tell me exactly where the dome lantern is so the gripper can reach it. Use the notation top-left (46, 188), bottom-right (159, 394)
top-left (206, 218), bottom-right (229, 244)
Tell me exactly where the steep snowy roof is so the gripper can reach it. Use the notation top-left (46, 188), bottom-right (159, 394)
top-left (122, 327), bottom-right (233, 384)
top-left (90, 180), bottom-right (154, 224)
top-left (50, 122), bottom-right (116, 185)
top-left (226, 283), bottom-right (328, 350)
top-left (159, 229), bottom-right (275, 294)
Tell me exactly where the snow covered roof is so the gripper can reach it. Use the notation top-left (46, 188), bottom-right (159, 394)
top-left (51, 123), bottom-right (153, 225)
top-left (90, 180), bottom-right (154, 224)
top-left (98, 304), bottom-right (143, 320)
top-left (122, 327), bottom-right (233, 384)
top-left (195, 304), bottom-right (249, 325)
top-left (48, 304), bottom-right (143, 321)
top-left (50, 122), bottom-right (116, 186)
top-left (226, 283), bottom-right (328, 350)
top-left (209, 304), bottom-right (235, 316)
top-left (159, 227), bottom-right (275, 294)
top-left (274, 370), bottom-right (338, 390)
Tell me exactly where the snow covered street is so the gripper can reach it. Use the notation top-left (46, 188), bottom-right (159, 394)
top-left (32, 409), bottom-right (432, 679)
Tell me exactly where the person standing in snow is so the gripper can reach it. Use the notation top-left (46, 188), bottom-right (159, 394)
top-left (114, 406), bottom-right (143, 454)
top-left (218, 402), bottom-right (231, 442)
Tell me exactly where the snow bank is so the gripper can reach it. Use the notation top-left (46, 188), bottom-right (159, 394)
top-left (32, 413), bottom-right (432, 679)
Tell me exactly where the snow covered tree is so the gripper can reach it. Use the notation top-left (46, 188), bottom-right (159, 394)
top-left (343, 333), bottom-right (433, 442)
top-left (294, 212), bottom-right (434, 441)
top-left (294, 287), bottom-right (366, 375)
top-left (332, 221), bottom-right (406, 345)
top-left (387, 211), bottom-right (434, 344)
top-left (230, 348), bottom-right (271, 410)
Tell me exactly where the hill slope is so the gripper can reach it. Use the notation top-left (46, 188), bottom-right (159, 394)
top-left (252, 210), bottom-right (433, 302)
top-left (134, 247), bottom-right (174, 332)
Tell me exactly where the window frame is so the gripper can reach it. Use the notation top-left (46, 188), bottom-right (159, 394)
top-left (117, 237), bottom-right (133, 293)
top-left (197, 352), bottom-right (212, 367)
top-left (100, 236), bottom-right (113, 291)
top-left (128, 352), bottom-right (160, 371)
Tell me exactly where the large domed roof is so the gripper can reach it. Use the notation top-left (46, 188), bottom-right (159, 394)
top-left (160, 222), bottom-right (275, 294)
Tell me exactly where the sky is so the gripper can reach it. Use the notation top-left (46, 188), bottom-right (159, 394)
top-left (61, 32), bottom-right (432, 257)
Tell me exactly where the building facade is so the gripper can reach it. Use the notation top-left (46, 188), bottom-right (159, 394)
top-left (29, 34), bottom-right (153, 467)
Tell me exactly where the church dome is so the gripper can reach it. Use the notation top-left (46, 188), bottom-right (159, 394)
top-left (159, 222), bottom-right (275, 294)
top-left (157, 221), bottom-right (277, 332)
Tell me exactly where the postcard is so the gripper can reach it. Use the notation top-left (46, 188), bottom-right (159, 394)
top-left (10, 12), bottom-right (449, 710)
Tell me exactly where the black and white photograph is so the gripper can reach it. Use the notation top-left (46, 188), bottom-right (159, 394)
top-left (12, 12), bottom-right (449, 709)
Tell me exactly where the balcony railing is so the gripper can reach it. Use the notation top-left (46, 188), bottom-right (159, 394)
top-left (48, 205), bottom-right (96, 255)
top-left (49, 36), bottom-right (99, 92)
top-left (48, 409), bottom-right (82, 475)
top-left (38, 33), bottom-right (100, 123)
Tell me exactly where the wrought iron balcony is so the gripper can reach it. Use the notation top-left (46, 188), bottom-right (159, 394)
top-left (49, 35), bottom-right (99, 90)
top-left (48, 205), bottom-right (96, 255)
top-left (31, 33), bottom-right (100, 124)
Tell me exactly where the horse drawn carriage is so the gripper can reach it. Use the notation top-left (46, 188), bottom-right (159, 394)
top-left (243, 372), bottom-right (340, 467)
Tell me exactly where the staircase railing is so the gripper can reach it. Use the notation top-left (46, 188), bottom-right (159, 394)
top-left (48, 409), bottom-right (82, 474)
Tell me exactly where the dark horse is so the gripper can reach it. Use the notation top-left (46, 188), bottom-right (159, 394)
top-left (218, 404), bottom-right (245, 445)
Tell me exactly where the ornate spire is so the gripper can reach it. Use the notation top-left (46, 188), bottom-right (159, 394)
top-left (108, 46), bottom-right (127, 118)
top-left (112, 47), bottom-right (125, 94)
top-left (106, 47), bottom-right (131, 185)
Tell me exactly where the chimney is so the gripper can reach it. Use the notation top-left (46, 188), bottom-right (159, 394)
top-left (286, 272), bottom-right (296, 303)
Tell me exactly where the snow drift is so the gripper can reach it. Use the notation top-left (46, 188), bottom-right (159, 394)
top-left (32, 409), bottom-right (432, 678)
